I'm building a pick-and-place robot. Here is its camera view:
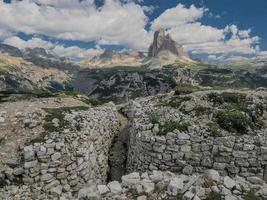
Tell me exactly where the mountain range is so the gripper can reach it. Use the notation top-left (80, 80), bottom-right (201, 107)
top-left (0, 29), bottom-right (267, 102)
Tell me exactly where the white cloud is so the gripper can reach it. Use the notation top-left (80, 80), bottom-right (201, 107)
top-left (3, 36), bottom-right (103, 59)
top-left (4, 36), bottom-right (54, 49)
top-left (151, 4), bottom-right (262, 62)
top-left (0, 0), bottom-right (150, 49)
top-left (151, 3), bottom-right (206, 30)
top-left (0, 1), bottom-right (266, 62)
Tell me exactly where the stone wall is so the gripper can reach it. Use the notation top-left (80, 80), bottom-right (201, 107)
top-left (127, 121), bottom-right (267, 179)
top-left (2, 103), bottom-right (121, 198)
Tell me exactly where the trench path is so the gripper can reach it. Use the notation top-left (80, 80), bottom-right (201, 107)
top-left (108, 112), bottom-right (129, 181)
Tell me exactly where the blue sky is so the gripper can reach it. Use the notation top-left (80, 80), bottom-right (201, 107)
top-left (1, 0), bottom-right (267, 62)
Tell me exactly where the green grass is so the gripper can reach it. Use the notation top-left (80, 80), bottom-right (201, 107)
top-left (174, 84), bottom-right (200, 95)
top-left (158, 96), bottom-right (191, 108)
top-left (148, 112), bottom-right (160, 124)
top-left (216, 109), bottom-right (252, 133)
top-left (159, 121), bottom-right (190, 136)
top-left (206, 122), bottom-right (220, 136)
top-left (244, 191), bottom-right (260, 200)
top-left (169, 194), bottom-right (182, 200)
top-left (28, 106), bottom-right (89, 144)
top-left (43, 106), bottom-right (89, 132)
top-left (205, 192), bottom-right (222, 200)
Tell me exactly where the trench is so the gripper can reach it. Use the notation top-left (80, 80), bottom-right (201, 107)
top-left (108, 113), bottom-right (129, 181)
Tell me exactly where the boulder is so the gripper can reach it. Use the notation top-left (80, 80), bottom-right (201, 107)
top-left (167, 177), bottom-right (184, 195)
top-left (108, 181), bottom-right (122, 194)
top-left (204, 169), bottom-right (220, 182)
top-left (121, 172), bottom-right (141, 187)
top-left (224, 176), bottom-right (236, 190)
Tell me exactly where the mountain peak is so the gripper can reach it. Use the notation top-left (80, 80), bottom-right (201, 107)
top-left (148, 28), bottom-right (188, 58)
top-left (147, 28), bottom-right (193, 68)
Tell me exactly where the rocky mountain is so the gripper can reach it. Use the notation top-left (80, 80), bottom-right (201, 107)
top-left (74, 66), bottom-right (197, 103)
top-left (0, 43), bottom-right (79, 72)
top-left (146, 29), bottom-right (194, 69)
top-left (0, 43), bottom-right (23, 57)
top-left (0, 53), bottom-right (72, 93)
top-left (80, 49), bottom-right (146, 68)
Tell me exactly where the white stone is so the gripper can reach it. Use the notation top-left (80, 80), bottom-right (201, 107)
top-left (51, 152), bottom-right (61, 161)
top-left (224, 176), bottom-right (236, 190)
top-left (78, 185), bottom-right (100, 199)
top-left (142, 180), bottom-right (155, 194)
top-left (204, 169), bottom-right (220, 182)
top-left (121, 172), bottom-right (141, 187)
top-left (50, 185), bottom-right (62, 197)
top-left (247, 176), bottom-right (265, 185)
top-left (108, 181), bottom-right (122, 194)
top-left (225, 195), bottom-right (238, 200)
top-left (211, 186), bottom-right (220, 193)
top-left (177, 132), bottom-right (190, 140)
top-left (0, 117), bottom-right (5, 123)
top-left (137, 195), bottom-right (147, 200)
top-left (24, 146), bottom-right (35, 161)
top-left (167, 177), bottom-right (184, 195)
top-left (183, 191), bottom-right (195, 200)
top-left (97, 185), bottom-right (110, 195)
top-left (150, 170), bottom-right (163, 182)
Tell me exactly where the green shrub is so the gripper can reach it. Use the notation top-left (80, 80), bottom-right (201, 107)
top-left (159, 121), bottom-right (190, 135)
top-left (169, 193), bottom-right (182, 200)
top-left (80, 97), bottom-right (100, 106)
top-left (216, 109), bottom-right (251, 133)
top-left (148, 112), bottom-right (160, 124)
top-left (43, 106), bottom-right (89, 133)
top-left (157, 96), bottom-right (191, 108)
top-left (208, 92), bottom-right (248, 111)
top-left (205, 192), bottom-right (222, 200)
top-left (244, 191), bottom-right (260, 200)
top-left (206, 122), bottom-right (220, 136)
top-left (194, 105), bottom-right (212, 116)
top-left (174, 84), bottom-right (199, 95)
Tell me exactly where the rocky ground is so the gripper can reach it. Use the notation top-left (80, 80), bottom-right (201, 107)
top-left (0, 95), bottom-right (92, 170)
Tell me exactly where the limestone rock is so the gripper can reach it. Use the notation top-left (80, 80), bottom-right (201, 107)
top-left (167, 177), bottom-right (184, 195)
top-left (204, 169), bottom-right (220, 182)
top-left (224, 176), bottom-right (236, 190)
top-left (108, 181), bottom-right (122, 194)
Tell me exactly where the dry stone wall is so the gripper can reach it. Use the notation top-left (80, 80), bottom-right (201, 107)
top-left (125, 91), bottom-right (267, 180)
top-left (1, 103), bottom-right (121, 198)
top-left (127, 124), bottom-right (267, 179)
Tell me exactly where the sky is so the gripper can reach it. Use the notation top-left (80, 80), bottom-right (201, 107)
top-left (0, 0), bottom-right (267, 63)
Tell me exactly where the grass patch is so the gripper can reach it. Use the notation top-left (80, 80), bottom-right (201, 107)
top-left (79, 96), bottom-right (100, 106)
top-left (244, 191), bottom-right (260, 200)
top-left (169, 193), bottom-right (182, 200)
top-left (158, 96), bottom-right (191, 108)
top-left (43, 106), bottom-right (89, 132)
top-left (194, 105), bottom-right (212, 116)
top-left (208, 92), bottom-right (248, 111)
top-left (174, 84), bottom-right (200, 95)
top-left (159, 121), bottom-right (190, 136)
top-left (205, 192), bottom-right (222, 200)
top-left (203, 178), bottom-right (215, 188)
top-left (216, 109), bottom-right (252, 133)
top-left (27, 106), bottom-right (90, 144)
top-left (206, 122), bottom-right (220, 136)
top-left (148, 112), bottom-right (160, 124)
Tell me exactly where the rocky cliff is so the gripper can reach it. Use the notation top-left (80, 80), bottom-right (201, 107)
top-left (147, 29), bottom-right (194, 69)
top-left (74, 66), bottom-right (197, 103)
top-left (0, 53), bottom-right (72, 93)
top-left (81, 49), bottom-right (146, 68)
